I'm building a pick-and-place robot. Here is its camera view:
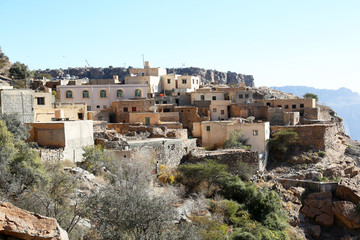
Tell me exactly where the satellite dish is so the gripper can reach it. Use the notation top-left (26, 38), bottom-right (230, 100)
top-left (149, 106), bottom-right (157, 112)
top-left (246, 116), bottom-right (255, 123)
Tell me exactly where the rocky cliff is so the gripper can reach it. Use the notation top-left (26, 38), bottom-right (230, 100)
top-left (36, 67), bottom-right (255, 86)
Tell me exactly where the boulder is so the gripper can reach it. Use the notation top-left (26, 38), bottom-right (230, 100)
top-left (336, 176), bottom-right (360, 205)
top-left (308, 225), bottom-right (321, 240)
top-left (290, 186), bottom-right (306, 198)
top-left (332, 201), bottom-right (360, 230)
top-left (0, 202), bottom-right (68, 240)
top-left (315, 213), bottom-right (334, 227)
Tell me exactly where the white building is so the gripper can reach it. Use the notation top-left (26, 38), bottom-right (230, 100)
top-left (57, 84), bottom-right (148, 111)
top-left (161, 74), bottom-right (200, 93)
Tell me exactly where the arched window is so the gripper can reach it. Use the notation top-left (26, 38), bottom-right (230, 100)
top-left (100, 90), bottom-right (107, 98)
top-left (135, 89), bottom-right (142, 97)
top-left (66, 90), bottom-right (73, 99)
top-left (83, 90), bottom-right (89, 98)
top-left (117, 89), bottom-right (123, 98)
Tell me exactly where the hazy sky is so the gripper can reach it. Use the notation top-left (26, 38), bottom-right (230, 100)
top-left (1, 0), bottom-right (360, 93)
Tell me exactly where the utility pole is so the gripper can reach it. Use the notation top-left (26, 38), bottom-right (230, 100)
top-left (142, 54), bottom-right (145, 68)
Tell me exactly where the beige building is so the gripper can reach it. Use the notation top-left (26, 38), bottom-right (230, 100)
top-left (210, 100), bottom-right (231, 120)
top-left (191, 89), bottom-right (225, 104)
top-left (161, 74), bottom-right (200, 93)
top-left (125, 61), bottom-right (166, 95)
top-left (256, 98), bottom-right (316, 111)
top-left (193, 120), bottom-right (270, 170)
top-left (28, 120), bottom-right (94, 162)
top-left (34, 103), bottom-right (88, 122)
top-left (33, 90), bottom-right (53, 109)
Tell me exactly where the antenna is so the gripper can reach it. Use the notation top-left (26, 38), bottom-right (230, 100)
top-left (85, 60), bottom-right (91, 67)
top-left (142, 54), bottom-right (145, 68)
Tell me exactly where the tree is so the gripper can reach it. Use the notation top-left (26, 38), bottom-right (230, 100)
top-left (0, 113), bottom-right (30, 141)
top-left (224, 130), bottom-right (249, 149)
top-left (9, 61), bottom-right (28, 79)
top-left (303, 92), bottom-right (318, 102)
top-left (0, 120), bottom-right (16, 190)
top-left (177, 159), bottom-right (230, 195)
top-left (80, 145), bottom-right (111, 175)
top-left (268, 129), bottom-right (298, 159)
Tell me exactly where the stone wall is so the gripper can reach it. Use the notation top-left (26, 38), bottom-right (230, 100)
top-left (271, 124), bottom-right (338, 151)
top-left (174, 106), bottom-right (210, 131)
top-left (229, 103), bottom-right (268, 120)
top-left (1, 90), bottom-right (34, 123)
top-left (38, 148), bottom-right (65, 162)
top-left (112, 99), bottom-right (155, 123)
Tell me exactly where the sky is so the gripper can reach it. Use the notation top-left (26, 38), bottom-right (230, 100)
top-left (1, 0), bottom-right (360, 93)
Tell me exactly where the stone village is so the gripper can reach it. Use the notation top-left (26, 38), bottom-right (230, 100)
top-left (0, 61), bottom-right (341, 173)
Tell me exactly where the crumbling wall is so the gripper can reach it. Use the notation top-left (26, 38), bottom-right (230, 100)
top-left (174, 106), bottom-right (210, 131)
top-left (271, 124), bottom-right (339, 151)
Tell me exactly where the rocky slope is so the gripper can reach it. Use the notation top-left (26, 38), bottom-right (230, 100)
top-left (0, 202), bottom-right (68, 240)
top-left (36, 67), bottom-right (255, 86)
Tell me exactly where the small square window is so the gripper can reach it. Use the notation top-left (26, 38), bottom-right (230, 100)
top-left (132, 107), bottom-right (137, 112)
top-left (163, 101), bottom-right (167, 104)
top-left (167, 79), bottom-right (171, 84)
top-left (212, 96), bottom-right (216, 100)
top-left (182, 79), bottom-right (186, 84)
top-left (201, 95), bottom-right (205, 100)
top-left (124, 107), bottom-right (128, 112)
top-left (266, 102), bottom-right (271, 106)
top-left (284, 105), bottom-right (289, 109)
top-left (239, 94), bottom-right (243, 99)
top-left (96, 105), bottom-right (100, 109)
top-left (277, 105), bottom-right (282, 108)
top-left (141, 72), bottom-right (145, 76)
top-left (300, 103), bottom-right (304, 108)
top-left (37, 97), bottom-right (45, 105)
top-left (292, 104), bottom-right (296, 109)
top-left (87, 106), bottom-right (91, 111)
top-left (213, 108), bottom-right (217, 112)
top-left (253, 130), bottom-right (258, 136)
top-left (124, 155), bottom-right (127, 158)
top-left (206, 126), bottom-right (211, 131)
top-left (245, 94), bottom-right (249, 98)
top-left (221, 110), bottom-right (225, 115)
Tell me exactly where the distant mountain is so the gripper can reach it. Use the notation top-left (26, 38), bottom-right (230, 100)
top-left (36, 67), bottom-right (255, 86)
top-left (271, 86), bottom-right (360, 141)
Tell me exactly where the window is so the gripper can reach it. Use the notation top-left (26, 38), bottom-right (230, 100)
top-left (277, 105), bottom-right (282, 108)
top-left (78, 113), bottom-right (83, 120)
top-left (284, 105), bottom-right (289, 109)
top-left (141, 72), bottom-right (145, 76)
top-left (221, 110), bottom-right (225, 115)
top-left (266, 102), bottom-right (271, 106)
top-left (66, 90), bottom-right (73, 99)
top-left (117, 89), bottom-right (123, 98)
top-left (200, 95), bottom-right (205, 100)
top-left (253, 130), bottom-right (258, 136)
top-left (163, 101), bottom-right (167, 104)
top-left (124, 107), bottom-right (128, 112)
top-left (239, 94), bottom-right (243, 99)
top-left (245, 94), bottom-right (249, 98)
top-left (206, 126), bottom-right (211, 131)
top-left (37, 97), bottom-right (45, 105)
top-left (103, 105), bottom-right (107, 109)
top-left (213, 108), bottom-right (217, 112)
top-left (135, 89), bottom-right (142, 97)
top-left (292, 104), bottom-right (296, 109)
top-left (96, 105), bottom-right (100, 109)
top-left (83, 90), bottom-right (89, 98)
top-left (182, 79), bottom-right (187, 84)
top-left (196, 80), bottom-right (199, 84)
top-left (300, 103), bottom-right (304, 108)
top-left (163, 108), bottom-right (170, 112)
top-left (87, 106), bottom-right (91, 111)
top-left (132, 107), bottom-right (137, 112)
top-left (212, 96), bottom-right (216, 100)
top-left (192, 79), bottom-right (194, 84)
top-left (100, 90), bottom-right (106, 98)
top-left (167, 79), bottom-right (171, 84)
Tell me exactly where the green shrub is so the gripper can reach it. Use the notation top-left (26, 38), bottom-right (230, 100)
top-left (231, 230), bottom-right (257, 240)
top-left (80, 145), bottom-right (111, 175)
top-left (318, 151), bottom-right (326, 157)
top-left (224, 130), bottom-right (249, 150)
top-left (268, 129), bottom-right (298, 160)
